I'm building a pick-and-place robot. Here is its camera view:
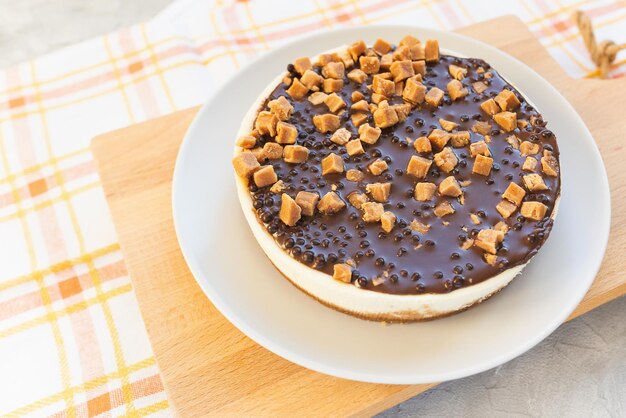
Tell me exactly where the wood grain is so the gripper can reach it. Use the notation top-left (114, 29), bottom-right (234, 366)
top-left (92, 16), bottom-right (626, 417)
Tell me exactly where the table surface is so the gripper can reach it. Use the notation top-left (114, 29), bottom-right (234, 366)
top-left (5, 1), bottom-right (624, 416)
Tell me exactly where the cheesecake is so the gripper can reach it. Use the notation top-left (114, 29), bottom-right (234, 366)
top-left (232, 36), bottom-right (561, 322)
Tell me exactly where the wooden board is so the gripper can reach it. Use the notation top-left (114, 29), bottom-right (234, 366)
top-left (92, 16), bottom-right (626, 417)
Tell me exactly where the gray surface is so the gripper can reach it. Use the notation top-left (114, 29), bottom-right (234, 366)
top-left (1, 1), bottom-right (623, 416)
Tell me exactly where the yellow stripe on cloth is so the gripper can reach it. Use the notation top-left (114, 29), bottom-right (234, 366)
top-left (4, 357), bottom-right (158, 417)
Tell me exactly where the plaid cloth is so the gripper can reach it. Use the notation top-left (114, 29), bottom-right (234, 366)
top-left (0, 0), bottom-right (623, 416)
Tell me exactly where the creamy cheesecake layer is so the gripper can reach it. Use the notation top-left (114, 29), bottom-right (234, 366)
top-left (232, 38), bottom-right (560, 321)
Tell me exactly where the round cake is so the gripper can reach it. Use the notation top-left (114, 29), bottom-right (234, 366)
top-left (231, 36), bottom-right (561, 322)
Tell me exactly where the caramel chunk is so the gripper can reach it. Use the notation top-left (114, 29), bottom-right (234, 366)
top-left (338, 53), bottom-right (355, 70)
top-left (373, 101), bottom-right (399, 128)
top-left (330, 127), bottom-right (351, 145)
top-left (474, 228), bottom-right (504, 254)
top-left (472, 120), bottom-right (492, 136)
top-left (348, 40), bottom-right (367, 61)
top-left (434, 147), bottom-right (458, 173)
top-left (494, 111), bottom-right (517, 132)
top-left (425, 87), bottom-right (444, 107)
top-left (448, 64), bottom-right (467, 80)
top-left (472, 154), bottom-right (493, 176)
top-left (413, 182), bottom-right (436, 202)
top-left (347, 69), bottom-right (367, 83)
top-left (373, 38), bottom-right (392, 55)
top-left (406, 155), bottom-right (432, 179)
top-left (392, 45), bottom-right (411, 61)
top-left (494, 221), bottom-right (509, 235)
top-left (262, 142), bottom-right (283, 160)
top-left (362, 202), bottom-right (384, 222)
top-left (439, 118), bottom-right (458, 132)
top-left (307, 91), bottom-right (327, 105)
top-left (333, 263), bottom-right (353, 283)
top-left (460, 238), bottom-right (474, 250)
top-left (503, 182), bottom-right (526, 206)
top-left (286, 78), bottom-right (309, 100)
top-left (470, 213), bottom-right (481, 225)
top-left (402, 78), bottom-right (426, 104)
top-left (480, 98), bottom-right (500, 116)
top-left (358, 123), bottom-right (382, 144)
top-left (484, 253), bottom-right (497, 266)
top-left (428, 129), bottom-right (451, 150)
top-left (323, 78), bottom-right (343, 93)
top-left (279, 193), bottom-right (301, 226)
top-left (520, 201), bottom-right (548, 221)
top-left (506, 134), bottom-right (520, 150)
top-left (253, 165), bottom-right (278, 188)
top-left (523, 174), bottom-right (548, 191)
top-left (295, 191), bottom-right (319, 216)
top-left (522, 156), bottom-right (538, 172)
top-left (413, 60), bottom-right (426, 75)
top-left (322, 61), bottom-right (345, 79)
top-left (541, 152), bottom-right (559, 176)
top-left (317, 191), bottom-right (346, 214)
top-left (472, 81), bottom-right (488, 94)
top-left (317, 53), bottom-right (340, 66)
top-left (270, 180), bottom-right (286, 194)
top-left (352, 91), bottom-right (365, 102)
top-left (495, 89), bottom-right (521, 111)
top-left (236, 135), bottom-right (256, 149)
top-left (496, 200), bottom-right (517, 219)
top-left (283, 145), bottom-right (309, 163)
top-left (351, 112), bottom-right (368, 127)
top-left (312, 113), bottom-right (340, 133)
top-left (380, 53), bottom-right (393, 71)
top-left (468, 141), bottom-right (490, 158)
top-left (381, 211), bottom-right (396, 233)
top-left (450, 131), bottom-right (470, 148)
top-left (347, 192), bottom-right (368, 209)
top-left (324, 93), bottom-right (346, 113)
top-left (293, 57), bottom-right (312, 75)
top-left (400, 34), bottom-right (420, 47)
top-left (346, 169), bottom-right (365, 183)
top-left (268, 96), bottom-right (294, 121)
top-left (520, 141), bottom-right (540, 156)
top-left (390, 60), bottom-right (414, 82)
top-left (366, 182), bottom-right (391, 202)
top-left (410, 219), bottom-right (430, 234)
top-left (275, 121), bottom-right (297, 144)
top-left (321, 153), bottom-right (344, 175)
top-left (439, 176), bottom-right (462, 197)
top-left (424, 39), bottom-right (439, 63)
top-left (447, 79), bottom-right (468, 101)
top-left (351, 100), bottom-right (370, 112)
top-left (434, 201), bottom-right (455, 218)
top-left (346, 139), bottom-right (365, 156)
top-left (255, 111), bottom-right (278, 136)
top-left (368, 159), bottom-right (388, 175)
top-left (372, 75), bottom-right (395, 97)
top-left (359, 55), bottom-right (380, 74)
top-left (413, 136), bottom-right (432, 153)
top-left (232, 151), bottom-right (260, 178)
top-left (249, 147), bottom-right (265, 162)
top-left (391, 103), bottom-right (411, 122)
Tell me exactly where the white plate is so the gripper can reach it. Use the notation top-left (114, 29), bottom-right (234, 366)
top-left (172, 25), bottom-right (610, 384)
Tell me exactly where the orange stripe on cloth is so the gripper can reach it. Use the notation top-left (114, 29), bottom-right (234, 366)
top-left (46, 374), bottom-right (165, 418)
top-left (0, 259), bottom-right (126, 321)
top-left (0, 160), bottom-right (96, 210)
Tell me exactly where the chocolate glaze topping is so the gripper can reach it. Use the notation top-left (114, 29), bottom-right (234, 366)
top-left (246, 50), bottom-right (560, 295)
